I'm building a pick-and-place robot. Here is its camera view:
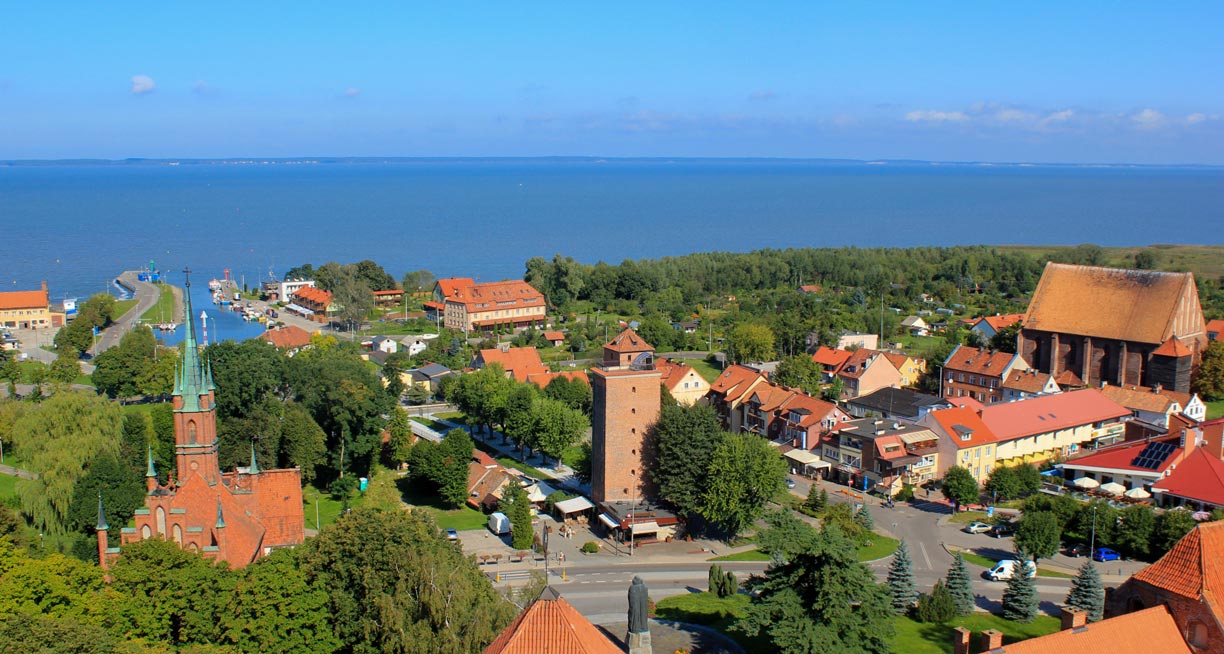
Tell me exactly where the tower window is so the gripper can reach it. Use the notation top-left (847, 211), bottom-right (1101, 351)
top-left (188, 421), bottom-right (197, 444)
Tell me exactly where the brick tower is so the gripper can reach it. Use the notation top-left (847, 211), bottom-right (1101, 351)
top-left (590, 329), bottom-right (660, 505)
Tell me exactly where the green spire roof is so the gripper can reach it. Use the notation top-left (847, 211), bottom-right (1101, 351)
top-left (96, 492), bottom-right (109, 532)
top-left (215, 499), bottom-right (226, 529)
top-left (146, 446), bottom-right (157, 478)
top-left (174, 269), bottom-right (210, 413)
top-left (249, 442), bottom-right (260, 474)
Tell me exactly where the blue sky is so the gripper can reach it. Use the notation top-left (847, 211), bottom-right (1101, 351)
top-left (2, 2), bottom-right (1221, 163)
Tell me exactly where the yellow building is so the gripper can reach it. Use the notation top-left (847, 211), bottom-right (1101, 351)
top-left (0, 283), bottom-right (54, 329)
top-left (657, 359), bottom-right (712, 405)
top-left (434, 278), bottom-right (547, 332)
top-left (883, 352), bottom-right (926, 387)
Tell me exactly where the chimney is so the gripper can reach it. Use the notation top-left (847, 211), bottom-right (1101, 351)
top-left (981, 629), bottom-right (1003, 651)
top-left (41, 281), bottom-right (48, 293)
top-left (1153, 383), bottom-right (1162, 394)
top-left (952, 626), bottom-right (971, 654)
top-left (1060, 606), bottom-right (1088, 630)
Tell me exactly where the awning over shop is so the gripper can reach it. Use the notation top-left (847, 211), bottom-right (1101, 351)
top-left (554, 496), bottom-right (595, 514)
top-left (285, 303), bottom-right (314, 315)
top-left (630, 521), bottom-right (660, 535)
top-left (784, 449), bottom-right (822, 465)
top-left (598, 513), bottom-right (621, 529)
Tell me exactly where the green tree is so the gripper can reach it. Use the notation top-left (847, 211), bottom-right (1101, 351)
top-left (299, 507), bottom-right (515, 654)
top-left (1013, 464), bottom-right (1043, 497)
top-left (401, 269), bottom-right (435, 293)
top-left (290, 352), bottom-right (390, 479)
top-left (1193, 340), bottom-right (1224, 400)
top-left (914, 581), bottom-right (957, 623)
top-left (803, 485), bottom-right (827, 515)
top-left (48, 353), bottom-right (80, 385)
top-left (697, 432), bottom-right (787, 536)
top-left (331, 265), bottom-right (374, 333)
top-left (532, 397), bottom-right (589, 466)
top-left (1153, 508), bottom-right (1197, 554)
top-left (501, 383), bottom-right (539, 454)
top-left (940, 466), bottom-right (979, 508)
top-left (277, 403), bottom-right (328, 484)
top-left (855, 505), bottom-right (875, 531)
top-left (738, 524), bottom-right (895, 654)
top-left (989, 322), bottom-right (1022, 354)
top-left (438, 429), bottom-right (474, 508)
top-left (1001, 553), bottom-right (1039, 623)
top-left (772, 354), bottom-right (823, 395)
top-left (385, 407), bottom-right (415, 465)
top-left (500, 482), bottom-right (534, 550)
top-left (1116, 505), bottom-right (1156, 557)
top-left (945, 552), bottom-right (975, 616)
top-left (90, 326), bottom-right (163, 398)
top-left (729, 323), bottom-right (775, 363)
top-left (542, 375), bottom-right (592, 414)
top-left (887, 540), bottom-right (918, 614)
top-left (822, 376), bottom-right (844, 402)
top-left (1015, 511), bottom-right (1061, 563)
top-left (10, 392), bottom-right (124, 534)
top-left (205, 339), bottom-right (287, 421)
top-left (985, 465), bottom-right (1020, 501)
top-left (221, 548), bottom-right (340, 654)
top-left (650, 403), bottom-right (725, 516)
top-left (66, 454), bottom-right (145, 538)
top-left (1065, 560), bottom-right (1105, 622)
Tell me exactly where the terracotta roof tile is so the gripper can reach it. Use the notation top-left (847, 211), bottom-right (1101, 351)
top-left (996, 605), bottom-right (1189, 654)
top-left (942, 345), bottom-right (1019, 377)
top-left (445, 279), bottom-right (544, 310)
top-left (478, 347), bottom-right (548, 383)
top-left (811, 346), bottom-right (852, 370)
top-left (526, 370), bottom-right (591, 389)
top-left (926, 406), bottom-right (999, 448)
top-left (1152, 336), bottom-right (1193, 358)
top-left (1023, 263), bottom-right (1201, 344)
top-left (604, 328), bottom-right (653, 353)
top-left (1130, 519), bottom-right (1224, 604)
top-left (1003, 369), bottom-right (1056, 393)
top-left (1062, 434), bottom-right (1183, 474)
top-left (436, 278), bottom-right (475, 298)
top-left (1054, 370), bottom-right (1085, 387)
top-left (0, 289), bottom-right (49, 311)
top-left (655, 359), bottom-right (706, 393)
top-left (976, 313), bottom-right (1026, 332)
top-left (1152, 450), bottom-right (1224, 508)
top-left (1098, 383), bottom-right (1186, 415)
top-left (979, 389), bottom-right (1129, 441)
top-left (292, 286), bottom-right (332, 306)
top-left (543, 331), bottom-right (565, 341)
top-left (484, 588), bottom-right (622, 654)
top-left (837, 349), bottom-right (897, 380)
top-left (1207, 318), bottom-right (1224, 340)
top-left (257, 325), bottom-right (314, 349)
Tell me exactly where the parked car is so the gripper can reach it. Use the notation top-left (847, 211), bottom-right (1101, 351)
top-left (988, 522), bottom-right (1016, 538)
top-left (963, 521), bottom-right (992, 534)
top-left (786, 479), bottom-right (797, 489)
top-left (985, 559), bottom-right (1037, 582)
top-left (1065, 543), bottom-right (1090, 558)
top-left (1093, 547), bottom-right (1121, 562)
top-left (445, 528), bottom-right (459, 541)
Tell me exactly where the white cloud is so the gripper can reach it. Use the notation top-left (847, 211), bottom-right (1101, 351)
top-left (905, 110), bottom-right (968, 123)
top-left (343, 87), bottom-right (361, 98)
top-left (130, 74), bottom-right (156, 95)
top-left (1130, 108), bottom-right (1166, 129)
top-left (1186, 112), bottom-right (1208, 125)
top-left (994, 108), bottom-right (1036, 124)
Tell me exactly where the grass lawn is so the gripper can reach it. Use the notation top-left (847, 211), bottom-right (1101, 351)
top-left (1207, 399), bottom-right (1224, 421)
top-left (710, 549), bottom-right (772, 562)
top-left (949, 510), bottom-right (989, 525)
top-left (712, 533), bottom-right (899, 563)
top-left (139, 283), bottom-right (176, 323)
top-left (113, 298), bottom-right (139, 319)
top-left (302, 484), bottom-right (350, 531)
top-left (434, 411), bottom-right (466, 422)
top-left (653, 592), bottom-right (767, 652)
top-left (396, 477), bottom-right (489, 531)
top-left (892, 614), bottom-right (1060, 654)
top-left (0, 474), bottom-right (17, 501)
top-left (687, 357), bottom-right (723, 383)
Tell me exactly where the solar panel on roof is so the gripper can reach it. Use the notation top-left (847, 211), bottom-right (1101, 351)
top-left (1130, 441), bottom-right (1175, 470)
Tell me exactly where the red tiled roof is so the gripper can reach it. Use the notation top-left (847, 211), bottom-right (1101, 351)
top-left (812, 346), bottom-right (852, 370)
top-left (837, 349), bottom-right (897, 380)
top-left (655, 359), bottom-right (706, 393)
top-left (980, 389), bottom-right (1129, 441)
top-left (1152, 336), bottom-right (1192, 358)
top-left (1153, 449), bottom-right (1224, 508)
top-left (292, 286), bottom-right (332, 306)
top-left (543, 331), bottom-right (565, 341)
top-left (484, 588), bottom-right (622, 654)
top-left (975, 313), bottom-right (1025, 332)
top-left (1062, 434), bottom-right (1183, 474)
top-left (1055, 369), bottom-right (1085, 387)
top-left (799, 284), bottom-right (822, 293)
top-left (709, 365), bottom-right (768, 405)
top-left (942, 345), bottom-right (1018, 377)
top-left (604, 328), bottom-right (653, 353)
top-left (996, 605), bottom-right (1189, 654)
top-left (926, 406), bottom-right (999, 448)
top-left (882, 352), bottom-right (920, 372)
top-left (1002, 369), bottom-right (1056, 393)
top-left (1207, 318), bottom-right (1224, 340)
top-left (445, 279), bottom-right (544, 309)
top-left (477, 347), bottom-right (548, 382)
top-left (0, 289), bottom-right (49, 311)
top-left (258, 325), bottom-right (314, 349)
top-left (949, 396), bottom-right (985, 411)
top-left (526, 370), bottom-right (591, 389)
top-left (371, 289), bottom-right (403, 296)
top-left (1129, 519), bottom-right (1224, 607)
top-left (422, 301), bottom-right (445, 310)
top-left (786, 393), bottom-right (844, 428)
top-left (1023, 263), bottom-right (1201, 345)
top-left (436, 277), bottom-right (475, 298)
top-left (252, 468), bottom-right (306, 548)
top-left (1099, 383), bottom-right (1189, 415)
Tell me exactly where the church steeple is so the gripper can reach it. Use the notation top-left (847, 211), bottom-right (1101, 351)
top-left (170, 269), bottom-right (222, 485)
top-left (174, 268), bottom-right (208, 412)
top-left (248, 442), bottom-right (260, 475)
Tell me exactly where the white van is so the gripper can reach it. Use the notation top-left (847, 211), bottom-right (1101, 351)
top-left (488, 512), bottom-right (511, 535)
top-left (986, 559), bottom-right (1036, 581)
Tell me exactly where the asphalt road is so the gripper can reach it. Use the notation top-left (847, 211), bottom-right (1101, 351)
top-left (95, 271), bottom-right (161, 353)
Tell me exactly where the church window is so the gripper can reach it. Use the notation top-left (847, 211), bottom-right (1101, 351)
top-left (188, 421), bottom-right (197, 444)
top-left (141, 525), bottom-right (152, 539)
top-left (172, 524), bottom-right (183, 545)
top-left (156, 507), bottom-right (167, 536)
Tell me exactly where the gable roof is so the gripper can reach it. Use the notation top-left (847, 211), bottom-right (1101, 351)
top-left (435, 277), bottom-right (475, 298)
top-left (476, 347), bottom-right (548, 382)
top-left (709, 364), bottom-right (768, 406)
top-left (604, 328), bottom-right (653, 353)
top-left (943, 344), bottom-right (1019, 377)
top-left (1023, 262), bottom-right (1202, 344)
top-left (656, 359), bottom-right (706, 392)
top-left (994, 605), bottom-right (1189, 654)
top-left (1099, 383), bottom-right (1188, 415)
top-left (925, 405), bottom-right (999, 448)
top-left (1152, 336), bottom-right (1192, 358)
top-left (979, 389), bottom-right (1130, 441)
top-left (811, 346), bottom-right (852, 370)
top-left (848, 387), bottom-right (946, 417)
top-left (974, 313), bottom-right (1025, 332)
top-left (483, 587), bottom-right (622, 654)
top-left (1128, 519), bottom-right (1224, 615)
top-left (1003, 369), bottom-right (1057, 394)
top-left (901, 315), bottom-right (927, 328)
top-left (1207, 318), bottom-right (1224, 339)
top-left (0, 289), bottom-right (49, 311)
top-left (292, 286), bottom-right (333, 305)
top-left (543, 331), bottom-right (565, 341)
top-left (837, 349), bottom-right (897, 380)
top-left (881, 352), bottom-right (920, 371)
top-left (1153, 449), bottom-right (1224, 508)
top-left (445, 279), bottom-right (544, 310)
top-left (257, 325), bottom-right (314, 350)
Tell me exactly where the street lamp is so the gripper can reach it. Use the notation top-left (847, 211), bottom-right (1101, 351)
top-left (629, 470), bottom-right (637, 558)
top-left (1089, 503), bottom-right (1098, 555)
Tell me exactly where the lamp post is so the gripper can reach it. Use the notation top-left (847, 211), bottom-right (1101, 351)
top-left (1089, 503), bottom-right (1098, 556)
top-left (629, 470), bottom-right (636, 558)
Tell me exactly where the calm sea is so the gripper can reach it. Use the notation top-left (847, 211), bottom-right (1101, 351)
top-left (3, 159), bottom-right (1222, 302)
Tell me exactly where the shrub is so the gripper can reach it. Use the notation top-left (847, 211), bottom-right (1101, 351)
top-left (894, 484), bottom-right (915, 502)
top-left (915, 581), bottom-right (957, 623)
top-left (580, 541), bottom-right (600, 554)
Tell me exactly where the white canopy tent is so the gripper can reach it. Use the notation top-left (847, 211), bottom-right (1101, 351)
top-left (1100, 482), bottom-right (1127, 496)
top-left (1074, 477), bottom-right (1100, 489)
top-left (1123, 487), bottom-right (1151, 499)
top-left (554, 496), bottom-right (595, 515)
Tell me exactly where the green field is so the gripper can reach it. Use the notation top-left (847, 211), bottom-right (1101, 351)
top-left (687, 357), bottom-right (723, 383)
top-left (112, 298), bottom-right (139, 320)
top-left (949, 511), bottom-right (989, 525)
top-left (139, 283), bottom-right (177, 323)
top-left (1207, 399), bottom-right (1224, 421)
top-left (711, 532), bottom-right (898, 563)
top-left (397, 479), bottom-right (489, 531)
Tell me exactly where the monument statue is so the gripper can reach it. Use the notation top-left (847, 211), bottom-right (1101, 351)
top-left (626, 575), bottom-right (652, 653)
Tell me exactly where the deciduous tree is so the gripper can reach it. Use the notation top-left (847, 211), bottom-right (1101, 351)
top-left (500, 482), bottom-right (534, 550)
top-left (1015, 511), bottom-right (1060, 563)
top-left (650, 403), bottom-right (725, 516)
top-left (729, 323), bottom-right (775, 363)
top-left (221, 548), bottom-right (339, 654)
top-left (772, 354), bottom-right (823, 395)
top-left (940, 466), bottom-right (979, 508)
top-left (697, 432), bottom-right (787, 536)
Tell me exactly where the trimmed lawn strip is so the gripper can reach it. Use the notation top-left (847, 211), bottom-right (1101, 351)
top-left (949, 510), bottom-right (989, 525)
top-left (409, 416), bottom-right (453, 432)
top-left (711, 533), bottom-right (898, 563)
top-left (113, 298), bottom-right (139, 320)
top-left (710, 549), bottom-right (771, 562)
top-left (1207, 399), bottom-right (1224, 421)
top-left (139, 283), bottom-right (176, 323)
top-left (302, 484), bottom-right (348, 531)
top-left (958, 550), bottom-right (1071, 579)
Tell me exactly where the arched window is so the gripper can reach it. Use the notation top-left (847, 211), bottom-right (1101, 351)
top-left (188, 421), bottom-right (197, 444)
top-left (172, 524), bottom-right (183, 545)
top-left (1190, 622), bottom-right (1208, 648)
top-left (156, 507), bottom-right (167, 536)
top-left (141, 525), bottom-right (152, 539)
top-left (188, 542), bottom-right (199, 553)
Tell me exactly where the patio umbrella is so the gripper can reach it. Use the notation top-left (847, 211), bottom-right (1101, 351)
top-left (1100, 482), bottom-right (1126, 496)
top-left (1074, 477), bottom-right (1100, 489)
top-left (1123, 487), bottom-right (1151, 499)
top-left (1193, 511), bottom-right (1212, 521)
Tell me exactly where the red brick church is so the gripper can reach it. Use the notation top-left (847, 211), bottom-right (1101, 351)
top-left (97, 273), bottom-right (304, 569)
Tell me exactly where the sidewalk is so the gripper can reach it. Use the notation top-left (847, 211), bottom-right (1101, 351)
top-left (428, 413), bottom-right (590, 497)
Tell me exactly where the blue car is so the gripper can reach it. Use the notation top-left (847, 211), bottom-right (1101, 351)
top-left (1093, 547), bottom-right (1121, 562)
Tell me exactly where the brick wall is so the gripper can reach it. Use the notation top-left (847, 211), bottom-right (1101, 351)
top-left (590, 368), bottom-right (660, 504)
top-left (1107, 580), bottom-right (1222, 653)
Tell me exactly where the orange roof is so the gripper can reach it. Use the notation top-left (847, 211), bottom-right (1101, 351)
top-left (484, 587), bottom-right (622, 654)
top-left (543, 331), bottom-right (565, 341)
top-left (799, 284), bottom-right (822, 293)
top-left (1023, 262), bottom-right (1202, 345)
top-left (0, 289), bottom-right (49, 310)
top-left (444, 279), bottom-right (544, 309)
top-left (979, 389), bottom-right (1129, 441)
top-left (422, 301), bottom-right (445, 310)
top-left (526, 370), bottom-right (591, 389)
top-left (709, 365), bottom-right (768, 405)
top-left (975, 313), bottom-right (1025, 332)
top-left (1099, 383), bottom-right (1189, 415)
top-left (812, 346), bottom-right (852, 370)
top-left (942, 345), bottom-right (1019, 377)
top-left (995, 605), bottom-right (1189, 654)
top-left (1002, 369), bottom-right (1056, 393)
top-left (435, 277), bottom-right (475, 298)
top-left (882, 352), bottom-right (920, 371)
top-left (1152, 336), bottom-right (1192, 358)
top-left (1128, 520), bottom-right (1224, 621)
top-left (258, 325), bottom-right (314, 349)
top-left (926, 405), bottom-right (999, 448)
top-left (477, 347), bottom-right (548, 382)
top-left (655, 359), bottom-right (706, 392)
top-left (1207, 318), bottom-right (1224, 339)
top-left (1055, 369), bottom-right (1085, 387)
top-left (784, 393), bottom-right (843, 428)
top-left (292, 286), bottom-right (332, 305)
top-left (604, 328), bottom-right (653, 353)
top-left (837, 349), bottom-right (897, 380)
top-left (1153, 450), bottom-right (1224, 509)
top-left (371, 289), bottom-right (402, 296)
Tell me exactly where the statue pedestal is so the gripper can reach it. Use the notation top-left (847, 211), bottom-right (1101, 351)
top-left (627, 630), bottom-right (652, 654)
